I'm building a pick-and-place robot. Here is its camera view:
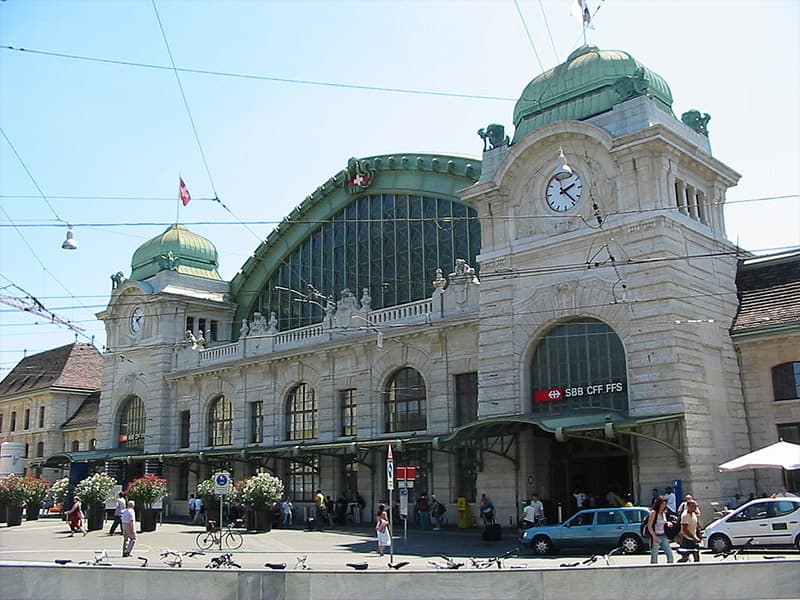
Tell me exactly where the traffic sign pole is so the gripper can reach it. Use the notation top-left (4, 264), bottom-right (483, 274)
top-left (387, 444), bottom-right (394, 563)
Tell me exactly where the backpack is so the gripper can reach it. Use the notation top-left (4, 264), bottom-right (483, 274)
top-left (642, 510), bottom-right (680, 539)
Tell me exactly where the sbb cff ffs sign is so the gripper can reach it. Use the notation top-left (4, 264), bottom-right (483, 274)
top-left (396, 466), bottom-right (417, 488)
top-left (534, 382), bottom-right (624, 403)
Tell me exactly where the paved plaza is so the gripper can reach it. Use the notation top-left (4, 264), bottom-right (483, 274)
top-left (0, 515), bottom-right (789, 571)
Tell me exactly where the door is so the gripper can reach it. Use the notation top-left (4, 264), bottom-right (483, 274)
top-left (559, 510), bottom-right (596, 549)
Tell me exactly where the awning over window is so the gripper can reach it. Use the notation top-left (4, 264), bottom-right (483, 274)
top-left (435, 410), bottom-right (686, 466)
top-left (41, 447), bottom-right (144, 467)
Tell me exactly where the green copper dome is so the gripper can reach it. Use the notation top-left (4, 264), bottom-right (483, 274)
top-left (512, 45), bottom-right (674, 143)
top-left (130, 224), bottom-right (221, 281)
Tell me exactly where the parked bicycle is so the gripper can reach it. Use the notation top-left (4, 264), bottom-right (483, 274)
top-left (294, 555), bottom-right (311, 570)
top-left (469, 547), bottom-right (519, 569)
top-left (205, 553), bottom-right (241, 569)
top-left (428, 555), bottom-right (464, 569)
top-left (196, 521), bottom-right (244, 550)
top-left (160, 549), bottom-right (205, 568)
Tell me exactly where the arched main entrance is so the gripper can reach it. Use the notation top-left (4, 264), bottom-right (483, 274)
top-left (529, 318), bottom-right (631, 515)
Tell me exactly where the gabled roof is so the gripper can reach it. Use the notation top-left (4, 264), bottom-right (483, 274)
top-left (732, 250), bottom-right (800, 336)
top-left (0, 343), bottom-right (103, 397)
top-left (61, 391), bottom-right (100, 430)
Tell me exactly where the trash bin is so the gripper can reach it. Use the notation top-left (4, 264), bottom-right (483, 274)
top-left (457, 497), bottom-right (472, 528)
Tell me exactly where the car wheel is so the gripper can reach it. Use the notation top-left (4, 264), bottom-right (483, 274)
top-left (531, 535), bottom-right (554, 555)
top-left (794, 534), bottom-right (800, 552)
top-left (708, 533), bottom-right (732, 554)
top-left (619, 533), bottom-right (643, 554)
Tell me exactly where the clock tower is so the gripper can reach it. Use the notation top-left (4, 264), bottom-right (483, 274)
top-left (96, 224), bottom-right (235, 454)
top-left (463, 45), bottom-right (743, 500)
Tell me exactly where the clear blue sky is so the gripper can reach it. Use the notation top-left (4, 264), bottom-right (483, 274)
top-left (1, 0), bottom-right (798, 378)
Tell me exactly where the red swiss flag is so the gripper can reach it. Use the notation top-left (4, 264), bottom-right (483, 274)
top-left (534, 388), bottom-right (564, 403)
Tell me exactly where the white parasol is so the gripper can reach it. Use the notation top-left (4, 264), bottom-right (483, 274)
top-left (718, 440), bottom-right (800, 472)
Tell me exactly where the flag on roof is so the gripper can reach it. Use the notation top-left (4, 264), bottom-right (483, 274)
top-left (179, 177), bottom-right (192, 206)
top-left (571, 0), bottom-right (594, 29)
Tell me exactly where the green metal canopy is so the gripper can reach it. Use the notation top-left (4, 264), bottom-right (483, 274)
top-left (130, 224), bottom-right (221, 281)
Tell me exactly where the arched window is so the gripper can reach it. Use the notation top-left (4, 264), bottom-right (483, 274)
top-left (36, 441), bottom-right (44, 457)
top-left (118, 396), bottom-right (146, 448)
top-left (529, 318), bottom-right (628, 414)
top-left (207, 395), bottom-right (233, 446)
top-left (286, 384), bottom-right (317, 440)
top-left (385, 367), bottom-right (426, 432)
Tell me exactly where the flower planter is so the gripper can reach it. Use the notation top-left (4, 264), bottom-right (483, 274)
top-left (86, 503), bottom-right (105, 531)
top-left (25, 504), bottom-right (40, 521)
top-left (6, 506), bottom-right (23, 527)
top-left (252, 508), bottom-right (272, 532)
top-left (140, 508), bottom-right (158, 532)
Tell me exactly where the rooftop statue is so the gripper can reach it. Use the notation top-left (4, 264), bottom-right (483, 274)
top-left (478, 124), bottom-right (510, 152)
top-left (681, 109), bottom-right (711, 136)
top-left (612, 67), bottom-right (650, 101)
top-left (111, 271), bottom-right (126, 290)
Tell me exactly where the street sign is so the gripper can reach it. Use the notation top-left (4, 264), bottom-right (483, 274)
top-left (387, 445), bottom-right (394, 491)
top-left (214, 472), bottom-right (231, 496)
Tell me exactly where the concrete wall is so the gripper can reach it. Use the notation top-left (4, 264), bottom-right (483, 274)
top-left (3, 561), bottom-right (799, 600)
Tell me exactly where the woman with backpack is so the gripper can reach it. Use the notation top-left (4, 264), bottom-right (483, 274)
top-left (646, 497), bottom-right (674, 564)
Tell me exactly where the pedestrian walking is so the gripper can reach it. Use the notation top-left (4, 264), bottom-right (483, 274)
top-left (65, 496), bottom-right (86, 537)
top-left (121, 500), bottom-right (137, 557)
top-left (375, 504), bottom-right (391, 556)
top-left (108, 492), bottom-right (125, 535)
top-left (646, 497), bottom-right (674, 564)
top-left (188, 493), bottom-right (197, 523)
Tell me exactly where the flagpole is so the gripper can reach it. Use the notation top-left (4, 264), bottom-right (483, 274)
top-left (176, 176), bottom-right (181, 224)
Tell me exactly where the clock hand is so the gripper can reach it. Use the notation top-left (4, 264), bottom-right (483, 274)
top-left (560, 182), bottom-right (576, 194)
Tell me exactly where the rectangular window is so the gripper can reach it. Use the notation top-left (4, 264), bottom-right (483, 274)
top-left (10, 411), bottom-right (16, 432)
top-left (250, 401), bottom-right (264, 444)
top-left (209, 320), bottom-right (219, 342)
top-left (772, 362), bottom-right (800, 401)
top-left (0, 413), bottom-right (4, 433)
top-left (340, 389), bottom-right (357, 436)
top-left (288, 457), bottom-right (318, 502)
top-left (179, 410), bottom-right (191, 448)
top-left (454, 372), bottom-right (478, 427)
top-left (178, 463), bottom-right (189, 500)
top-left (198, 318), bottom-right (207, 336)
top-left (38, 406), bottom-right (45, 428)
top-left (24, 408), bottom-right (30, 430)
top-left (186, 316), bottom-right (195, 334)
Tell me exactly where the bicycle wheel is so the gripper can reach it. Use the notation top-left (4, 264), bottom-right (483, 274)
top-left (224, 530), bottom-right (244, 550)
top-left (196, 531), bottom-right (217, 550)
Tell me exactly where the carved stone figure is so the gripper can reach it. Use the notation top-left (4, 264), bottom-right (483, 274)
top-left (477, 124), bottom-right (510, 152)
top-left (432, 267), bottom-right (447, 297)
top-left (185, 330), bottom-right (198, 348)
top-left (195, 331), bottom-right (206, 348)
top-left (681, 109), bottom-right (711, 136)
top-left (450, 258), bottom-right (478, 283)
top-left (360, 288), bottom-right (372, 311)
top-left (340, 288), bottom-right (358, 311)
top-left (239, 319), bottom-right (249, 338)
top-left (250, 312), bottom-right (268, 335)
top-left (111, 271), bottom-right (126, 290)
top-left (267, 311), bottom-right (279, 333)
top-left (323, 296), bottom-right (336, 328)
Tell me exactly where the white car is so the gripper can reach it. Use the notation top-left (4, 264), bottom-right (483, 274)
top-left (703, 497), bottom-right (800, 553)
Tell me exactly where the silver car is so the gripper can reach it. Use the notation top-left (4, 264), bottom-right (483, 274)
top-left (703, 497), bottom-right (800, 553)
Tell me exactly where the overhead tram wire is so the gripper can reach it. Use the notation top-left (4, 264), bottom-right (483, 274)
top-left (0, 127), bottom-right (64, 224)
top-left (0, 45), bottom-right (516, 104)
top-left (151, 1), bottom-right (267, 245)
top-left (1, 193), bottom-right (796, 230)
top-left (537, 0), bottom-right (560, 64)
top-left (513, 0), bottom-right (545, 72)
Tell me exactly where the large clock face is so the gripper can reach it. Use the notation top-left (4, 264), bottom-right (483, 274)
top-left (545, 172), bottom-right (583, 212)
top-left (129, 306), bottom-right (145, 334)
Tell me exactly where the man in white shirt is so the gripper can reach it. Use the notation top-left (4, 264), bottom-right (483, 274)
top-left (188, 493), bottom-right (197, 523)
top-left (108, 492), bottom-right (125, 535)
top-left (521, 494), bottom-right (545, 527)
top-left (120, 500), bottom-right (137, 557)
top-left (777, 486), bottom-right (797, 497)
top-left (664, 486), bottom-right (677, 513)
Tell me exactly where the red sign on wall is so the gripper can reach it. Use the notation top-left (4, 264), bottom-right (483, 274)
top-left (534, 388), bottom-right (564, 403)
top-left (396, 466), bottom-right (417, 481)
